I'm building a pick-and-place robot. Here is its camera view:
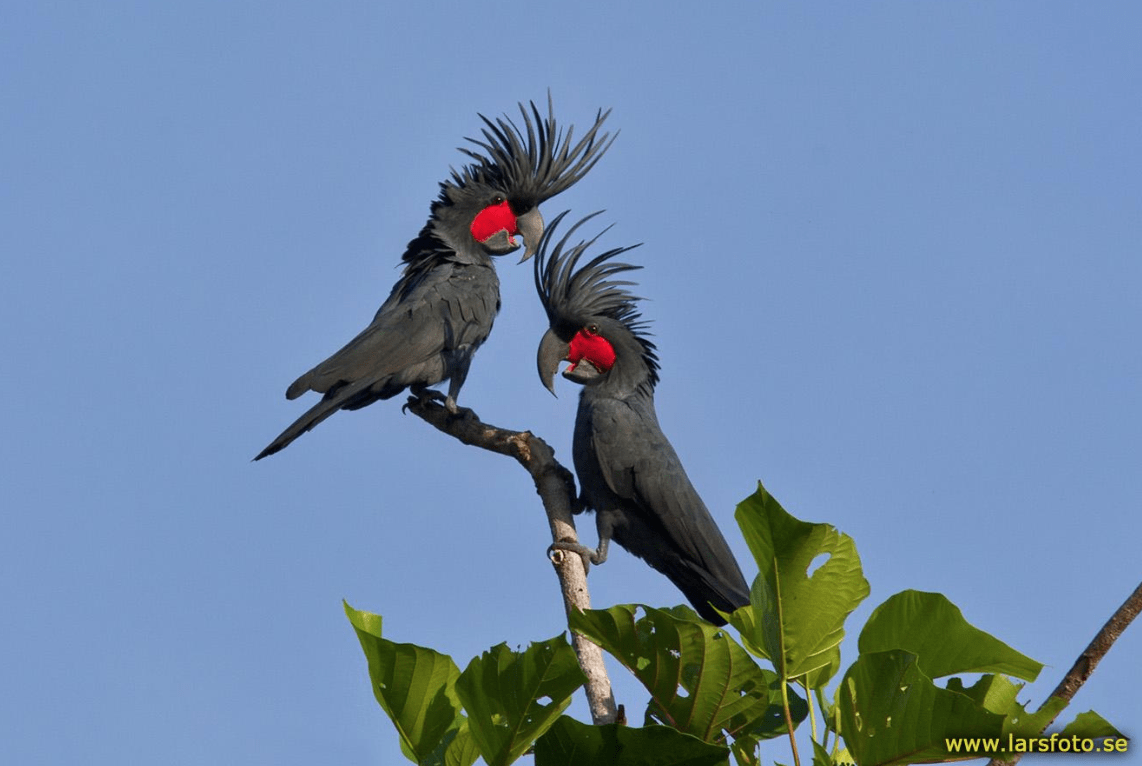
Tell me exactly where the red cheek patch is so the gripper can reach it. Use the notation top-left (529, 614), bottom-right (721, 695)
top-left (567, 329), bottom-right (616, 373)
top-left (470, 200), bottom-right (519, 243)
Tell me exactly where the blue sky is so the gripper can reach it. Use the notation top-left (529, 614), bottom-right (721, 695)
top-left (3, 2), bottom-right (1139, 764)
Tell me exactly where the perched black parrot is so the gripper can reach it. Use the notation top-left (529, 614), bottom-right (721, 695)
top-left (256, 100), bottom-right (613, 460)
top-left (534, 213), bottom-right (750, 624)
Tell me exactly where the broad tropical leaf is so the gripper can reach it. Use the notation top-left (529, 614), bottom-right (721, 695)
top-left (840, 650), bottom-right (1004, 765)
top-left (344, 602), bottom-right (475, 766)
top-left (858, 591), bottom-right (1042, 681)
top-left (454, 636), bottom-right (585, 766)
top-left (946, 674), bottom-right (1065, 740)
top-left (732, 482), bottom-right (869, 686)
top-left (534, 715), bottom-right (730, 766)
top-left (570, 604), bottom-right (799, 743)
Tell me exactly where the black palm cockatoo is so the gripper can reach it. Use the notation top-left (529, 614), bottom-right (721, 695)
top-left (256, 100), bottom-right (614, 460)
top-left (534, 213), bottom-right (750, 624)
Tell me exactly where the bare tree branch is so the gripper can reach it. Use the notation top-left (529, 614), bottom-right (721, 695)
top-left (987, 578), bottom-right (1142, 766)
top-left (405, 396), bottom-right (618, 725)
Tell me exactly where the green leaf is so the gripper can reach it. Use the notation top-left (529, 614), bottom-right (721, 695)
top-left (344, 602), bottom-right (475, 766)
top-left (442, 728), bottom-right (480, 766)
top-left (946, 674), bottom-right (1065, 740)
top-left (802, 650), bottom-right (843, 692)
top-left (569, 604), bottom-right (799, 744)
top-left (454, 635), bottom-right (585, 766)
top-left (729, 737), bottom-right (759, 766)
top-left (533, 715), bottom-right (730, 766)
top-left (858, 590), bottom-right (1042, 681)
top-left (731, 482), bottom-right (870, 685)
top-left (840, 650), bottom-right (1005, 765)
top-left (1058, 709), bottom-right (1124, 740)
top-left (810, 739), bottom-right (854, 766)
top-left (810, 739), bottom-right (833, 766)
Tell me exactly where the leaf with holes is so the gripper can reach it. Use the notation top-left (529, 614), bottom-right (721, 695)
top-left (731, 482), bottom-right (869, 686)
top-left (946, 674), bottom-right (1066, 741)
top-left (858, 590), bottom-right (1042, 681)
top-left (454, 636), bottom-right (585, 766)
top-left (840, 649), bottom-right (1005, 765)
top-left (345, 602), bottom-right (476, 766)
top-left (569, 604), bottom-right (799, 744)
top-left (533, 714), bottom-right (730, 766)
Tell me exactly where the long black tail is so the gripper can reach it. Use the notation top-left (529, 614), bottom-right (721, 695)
top-left (254, 379), bottom-right (373, 460)
top-left (666, 558), bottom-right (751, 626)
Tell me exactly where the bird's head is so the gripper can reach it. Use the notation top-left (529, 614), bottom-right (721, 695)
top-left (538, 320), bottom-right (618, 390)
top-left (534, 211), bottom-right (658, 396)
top-left (440, 187), bottom-right (545, 259)
top-left (434, 96), bottom-right (615, 263)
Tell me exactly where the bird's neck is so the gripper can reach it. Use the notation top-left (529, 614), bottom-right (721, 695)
top-left (580, 367), bottom-right (656, 405)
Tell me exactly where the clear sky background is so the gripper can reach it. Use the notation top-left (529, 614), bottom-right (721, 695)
top-left (3, 3), bottom-right (1139, 764)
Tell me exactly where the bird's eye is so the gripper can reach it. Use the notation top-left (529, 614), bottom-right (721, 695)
top-left (491, 194), bottom-right (505, 205)
top-left (586, 324), bottom-right (598, 336)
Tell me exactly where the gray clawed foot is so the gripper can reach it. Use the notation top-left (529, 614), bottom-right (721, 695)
top-left (443, 396), bottom-right (477, 421)
top-left (402, 389), bottom-right (477, 421)
top-left (404, 386), bottom-right (444, 414)
top-left (548, 541), bottom-right (604, 572)
top-left (403, 386), bottom-right (454, 414)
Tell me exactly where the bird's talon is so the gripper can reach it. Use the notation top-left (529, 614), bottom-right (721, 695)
top-left (448, 406), bottom-right (476, 422)
top-left (548, 541), bottom-right (593, 572)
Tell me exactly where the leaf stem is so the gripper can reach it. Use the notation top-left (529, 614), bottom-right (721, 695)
top-left (771, 552), bottom-right (801, 766)
top-left (781, 680), bottom-right (802, 766)
top-left (813, 685), bottom-right (830, 752)
top-left (803, 679), bottom-right (818, 742)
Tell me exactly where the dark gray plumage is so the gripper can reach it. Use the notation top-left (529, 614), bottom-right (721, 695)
top-left (534, 213), bottom-right (750, 624)
top-left (256, 99), bottom-right (614, 461)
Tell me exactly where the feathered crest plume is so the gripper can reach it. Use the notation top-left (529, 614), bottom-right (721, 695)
top-left (534, 211), bottom-right (659, 383)
top-left (455, 95), bottom-right (615, 203)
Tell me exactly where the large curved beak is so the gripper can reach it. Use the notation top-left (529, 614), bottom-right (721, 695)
top-left (562, 359), bottom-right (602, 385)
top-left (515, 207), bottom-right (545, 263)
top-left (537, 328), bottom-right (569, 395)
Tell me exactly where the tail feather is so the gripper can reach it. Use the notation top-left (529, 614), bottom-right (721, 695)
top-left (664, 558), bottom-right (751, 626)
top-left (254, 379), bottom-right (374, 460)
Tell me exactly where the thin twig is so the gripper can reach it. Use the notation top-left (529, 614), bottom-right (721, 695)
top-left (986, 579), bottom-right (1142, 766)
top-left (405, 397), bottom-right (618, 725)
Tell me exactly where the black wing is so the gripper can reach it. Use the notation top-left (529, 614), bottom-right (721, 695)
top-left (588, 397), bottom-right (750, 621)
top-left (255, 262), bottom-right (498, 459)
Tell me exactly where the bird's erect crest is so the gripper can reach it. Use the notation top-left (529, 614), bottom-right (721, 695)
top-left (534, 211), bottom-right (659, 383)
top-left (455, 94), bottom-right (615, 204)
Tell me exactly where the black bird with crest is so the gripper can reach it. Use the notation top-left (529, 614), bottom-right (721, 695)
top-left (257, 99), bottom-right (614, 460)
top-left (534, 212), bottom-right (750, 624)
